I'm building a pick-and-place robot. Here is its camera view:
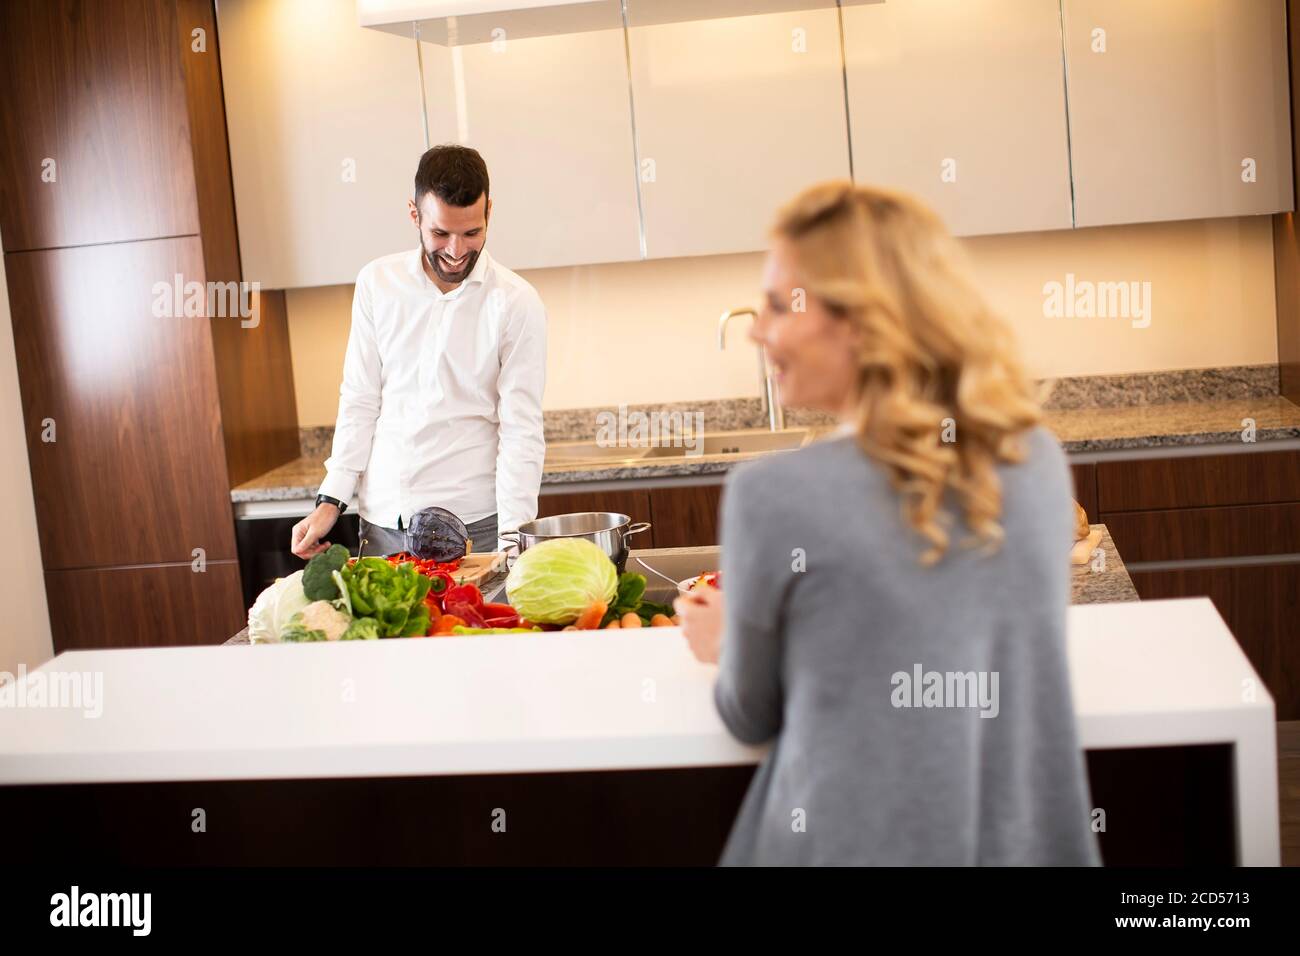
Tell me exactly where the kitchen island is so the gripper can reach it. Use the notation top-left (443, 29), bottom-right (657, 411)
top-left (0, 535), bottom-right (1276, 864)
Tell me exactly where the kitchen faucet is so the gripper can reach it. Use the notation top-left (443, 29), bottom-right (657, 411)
top-left (718, 307), bottom-right (784, 432)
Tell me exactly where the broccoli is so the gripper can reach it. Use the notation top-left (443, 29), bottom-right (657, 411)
top-left (303, 543), bottom-right (350, 600)
top-left (341, 617), bottom-right (380, 641)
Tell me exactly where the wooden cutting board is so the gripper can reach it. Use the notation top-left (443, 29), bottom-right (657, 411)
top-left (452, 552), bottom-right (506, 584)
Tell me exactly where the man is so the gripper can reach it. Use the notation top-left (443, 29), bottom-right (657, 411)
top-left (291, 145), bottom-right (547, 559)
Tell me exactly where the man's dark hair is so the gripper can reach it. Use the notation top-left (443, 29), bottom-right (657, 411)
top-left (414, 144), bottom-right (490, 209)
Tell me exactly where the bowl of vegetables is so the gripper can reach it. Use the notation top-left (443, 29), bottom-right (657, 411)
top-left (677, 571), bottom-right (721, 595)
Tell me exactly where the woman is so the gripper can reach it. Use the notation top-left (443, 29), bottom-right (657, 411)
top-left (675, 181), bottom-right (1099, 866)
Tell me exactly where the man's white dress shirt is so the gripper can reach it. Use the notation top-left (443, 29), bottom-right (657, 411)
top-left (317, 247), bottom-right (547, 549)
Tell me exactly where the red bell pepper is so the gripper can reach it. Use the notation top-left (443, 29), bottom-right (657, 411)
top-left (482, 608), bottom-right (521, 628)
top-left (445, 600), bottom-right (488, 628)
top-left (426, 571), bottom-right (455, 608)
top-left (444, 582), bottom-right (484, 609)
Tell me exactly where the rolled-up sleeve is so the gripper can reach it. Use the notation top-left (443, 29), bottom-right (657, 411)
top-left (318, 268), bottom-right (382, 504)
top-left (713, 466), bottom-right (788, 745)
top-left (494, 289), bottom-right (547, 549)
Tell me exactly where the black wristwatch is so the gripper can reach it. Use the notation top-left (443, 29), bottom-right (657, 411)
top-left (316, 493), bottom-right (347, 515)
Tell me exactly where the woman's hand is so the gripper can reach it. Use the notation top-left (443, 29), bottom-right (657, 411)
top-left (674, 586), bottom-right (724, 664)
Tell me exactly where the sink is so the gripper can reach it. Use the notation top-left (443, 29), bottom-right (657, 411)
top-left (544, 442), bottom-right (653, 464)
top-left (627, 547), bottom-right (721, 604)
top-left (641, 428), bottom-right (811, 458)
top-left (545, 428), bottom-right (812, 466)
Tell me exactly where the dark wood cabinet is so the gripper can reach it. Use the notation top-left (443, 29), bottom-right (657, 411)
top-left (7, 237), bottom-right (238, 569)
top-left (1104, 502), bottom-right (1300, 563)
top-left (0, 0), bottom-right (298, 650)
top-left (647, 483), bottom-right (725, 549)
top-left (535, 482), bottom-right (730, 551)
top-left (536, 488), bottom-right (655, 547)
top-left (1070, 463), bottom-right (1098, 524)
top-left (1098, 446), bottom-right (1300, 719)
top-left (45, 562), bottom-right (246, 652)
top-left (1097, 448), bottom-right (1300, 512)
top-left (0, 0), bottom-right (200, 251)
top-left (1128, 563), bottom-right (1300, 720)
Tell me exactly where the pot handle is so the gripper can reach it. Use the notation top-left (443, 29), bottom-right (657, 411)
top-left (621, 522), bottom-right (652, 548)
top-left (498, 530), bottom-right (521, 555)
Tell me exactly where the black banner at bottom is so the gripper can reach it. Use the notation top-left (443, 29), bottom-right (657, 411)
top-left (4, 866), bottom-right (1295, 941)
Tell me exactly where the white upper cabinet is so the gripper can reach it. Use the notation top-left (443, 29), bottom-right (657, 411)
top-left (623, 0), bottom-right (852, 259)
top-left (842, 0), bottom-right (1074, 237)
top-left (1062, 0), bottom-right (1294, 228)
top-left (218, 0), bottom-right (428, 289)
top-left (417, 1), bottom-right (643, 270)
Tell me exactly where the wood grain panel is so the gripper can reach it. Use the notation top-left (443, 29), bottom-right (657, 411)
top-left (1069, 463), bottom-right (1098, 525)
top-left (1084, 745), bottom-right (1234, 865)
top-left (0, 0), bottom-right (200, 251)
top-left (1130, 563), bottom-right (1300, 720)
top-left (178, 0), bottom-right (299, 485)
top-left (6, 237), bottom-right (237, 568)
top-left (1276, 210), bottom-right (1300, 404)
top-left (536, 489), bottom-right (654, 547)
top-left (1102, 502), bottom-right (1300, 563)
top-left (45, 562), bottom-right (245, 652)
top-left (0, 753), bottom-right (1236, 866)
top-left (206, 285), bottom-right (299, 486)
top-left (1277, 0), bottom-right (1300, 404)
top-left (1096, 449), bottom-right (1300, 512)
top-left (648, 483), bottom-right (725, 549)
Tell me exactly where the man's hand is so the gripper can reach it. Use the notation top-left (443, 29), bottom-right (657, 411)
top-left (291, 503), bottom-right (341, 559)
top-left (674, 586), bottom-right (724, 664)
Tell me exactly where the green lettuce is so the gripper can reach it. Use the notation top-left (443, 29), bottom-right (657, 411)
top-left (341, 557), bottom-right (431, 638)
top-left (341, 617), bottom-right (380, 641)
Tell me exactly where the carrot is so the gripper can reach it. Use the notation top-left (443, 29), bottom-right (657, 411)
top-left (574, 601), bottom-right (607, 630)
top-left (621, 612), bottom-right (642, 628)
top-left (433, 614), bottom-right (466, 636)
top-left (605, 619), bottom-right (621, 629)
top-left (650, 614), bottom-right (673, 627)
top-left (671, 614), bottom-right (680, 625)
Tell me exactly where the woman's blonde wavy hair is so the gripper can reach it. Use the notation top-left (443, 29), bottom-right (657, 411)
top-left (771, 180), bottom-right (1043, 566)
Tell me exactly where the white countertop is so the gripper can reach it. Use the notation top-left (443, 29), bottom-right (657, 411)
top-left (0, 597), bottom-right (1275, 786)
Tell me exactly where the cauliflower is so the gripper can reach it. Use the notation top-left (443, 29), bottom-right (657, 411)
top-left (288, 600), bottom-right (353, 642)
top-left (248, 570), bottom-right (311, 644)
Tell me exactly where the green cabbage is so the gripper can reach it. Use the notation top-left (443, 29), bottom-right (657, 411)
top-left (247, 569), bottom-right (311, 644)
top-left (505, 538), bottom-right (617, 625)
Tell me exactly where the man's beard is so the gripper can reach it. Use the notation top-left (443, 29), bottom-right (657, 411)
top-left (425, 245), bottom-right (480, 284)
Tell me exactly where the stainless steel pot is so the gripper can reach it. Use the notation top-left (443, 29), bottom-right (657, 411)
top-left (500, 512), bottom-right (652, 572)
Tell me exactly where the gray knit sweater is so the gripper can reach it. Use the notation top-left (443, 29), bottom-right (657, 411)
top-left (714, 428), bottom-right (1100, 866)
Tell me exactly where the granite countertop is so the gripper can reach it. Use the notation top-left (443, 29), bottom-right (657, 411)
top-left (1046, 395), bottom-right (1300, 451)
top-left (224, 526), bottom-right (1135, 644)
top-left (230, 394), bottom-right (1300, 503)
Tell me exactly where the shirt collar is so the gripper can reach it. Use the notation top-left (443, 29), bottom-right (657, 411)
top-left (412, 246), bottom-right (492, 299)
